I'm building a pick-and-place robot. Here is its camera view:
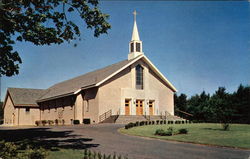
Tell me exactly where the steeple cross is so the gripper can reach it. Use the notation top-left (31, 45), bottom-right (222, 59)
top-left (133, 10), bottom-right (137, 21)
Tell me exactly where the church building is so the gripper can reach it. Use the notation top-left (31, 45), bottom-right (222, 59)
top-left (3, 11), bottom-right (177, 126)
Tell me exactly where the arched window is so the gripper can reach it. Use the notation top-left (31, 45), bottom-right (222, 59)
top-left (136, 65), bottom-right (143, 89)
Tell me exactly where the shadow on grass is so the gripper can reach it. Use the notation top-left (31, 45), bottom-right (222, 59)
top-left (0, 127), bottom-right (99, 151)
top-left (202, 127), bottom-right (224, 131)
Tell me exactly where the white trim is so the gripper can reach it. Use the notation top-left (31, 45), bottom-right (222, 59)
top-left (96, 54), bottom-right (177, 92)
top-left (96, 55), bottom-right (143, 86)
top-left (74, 89), bottom-right (81, 95)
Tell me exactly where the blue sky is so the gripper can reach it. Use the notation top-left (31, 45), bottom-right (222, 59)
top-left (1, 1), bottom-right (250, 100)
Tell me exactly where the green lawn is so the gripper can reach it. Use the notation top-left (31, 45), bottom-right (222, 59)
top-left (119, 123), bottom-right (250, 149)
top-left (48, 149), bottom-right (83, 159)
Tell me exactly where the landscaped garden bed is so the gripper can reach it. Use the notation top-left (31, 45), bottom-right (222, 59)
top-left (119, 123), bottom-right (250, 149)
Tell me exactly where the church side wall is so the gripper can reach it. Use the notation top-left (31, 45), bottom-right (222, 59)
top-left (148, 69), bottom-right (174, 115)
top-left (18, 108), bottom-right (40, 125)
top-left (40, 96), bottom-right (75, 125)
top-left (82, 88), bottom-right (99, 124)
top-left (3, 95), bottom-right (17, 125)
top-left (98, 67), bottom-right (132, 117)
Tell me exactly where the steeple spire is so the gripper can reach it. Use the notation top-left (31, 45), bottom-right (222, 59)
top-left (131, 10), bottom-right (140, 41)
top-left (128, 10), bottom-right (143, 60)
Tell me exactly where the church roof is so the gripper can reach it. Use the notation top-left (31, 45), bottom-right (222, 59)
top-left (5, 88), bottom-right (45, 107)
top-left (37, 58), bottom-right (135, 102)
top-left (4, 54), bottom-right (177, 105)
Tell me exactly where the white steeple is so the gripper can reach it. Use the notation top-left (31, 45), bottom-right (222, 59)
top-left (131, 11), bottom-right (140, 41)
top-left (128, 10), bottom-right (143, 60)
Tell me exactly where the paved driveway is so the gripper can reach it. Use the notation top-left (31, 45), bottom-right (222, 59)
top-left (1, 124), bottom-right (250, 159)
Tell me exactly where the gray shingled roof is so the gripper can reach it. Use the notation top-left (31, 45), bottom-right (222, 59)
top-left (38, 59), bottom-right (133, 101)
top-left (7, 88), bottom-right (45, 107)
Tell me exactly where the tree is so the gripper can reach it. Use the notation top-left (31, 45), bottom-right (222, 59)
top-left (209, 87), bottom-right (234, 130)
top-left (174, 93), bottom-right (188, 118)
top-left (0, 101), bottom-right (3, 121)
top-left (0, 0), bottom-right (111, 76)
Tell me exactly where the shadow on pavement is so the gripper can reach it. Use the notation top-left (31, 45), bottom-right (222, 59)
top-left (0, 127), bottom-right (99, 150)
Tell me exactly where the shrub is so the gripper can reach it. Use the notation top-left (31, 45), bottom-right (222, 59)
top-left (35, 120), bottom-right (42, 126)
top-left (139, 121), bottom-right (145, 126)
top-left (135, 121), bottom-right (139, 126)
top-left (0, 141), bottom-right (18, 158)
top-left (41, 120), bottom-right (47, 126)
top-left (55, 119), bottom-right (59, 125)
top-left (73, 120), bottom-right (80, 125)
top-left (155, 129), bottom-right (166, 136)
top-left (24, 147), bottom-right (48, 159)
top-left (125, 122), bottom-right (134, 129)
top-left (165, 127), bottom-right (174, 136)
top-left (48, 120), bottom-right (54, 125)
top-left (156, 120), bottom-right (159, 124)
top-left (222, 123), bottom-right (230, 131)
top-left (178, 128), bottom-right (188, 134)
top-left (62, 119), bottom-right (65, 125)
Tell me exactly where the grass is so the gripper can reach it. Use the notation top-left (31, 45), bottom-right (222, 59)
top-left (48, 149), bottom-right (83, 159)
top-left (119, 123), bottom-right (250, 149)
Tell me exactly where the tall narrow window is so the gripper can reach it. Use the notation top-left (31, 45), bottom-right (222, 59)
top-left (136, 42), bottom-right (140, 52)
top-left (130, 43), bottom-right (134, 52)
top-left (136, 65), bottom-right (143, 89)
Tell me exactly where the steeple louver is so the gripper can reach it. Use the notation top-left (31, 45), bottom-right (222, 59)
top-left (128, 10), bottom-right (143, 60)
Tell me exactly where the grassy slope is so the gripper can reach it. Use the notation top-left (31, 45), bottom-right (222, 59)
top-left (119, 123), bottom-right (250, 149)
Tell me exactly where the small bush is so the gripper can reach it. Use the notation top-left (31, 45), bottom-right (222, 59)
top-left (156, 120), bottom-right (159, 124)
top-left (125, 122), bottom-right (134, 129)
top-left (35, 120), bottom-right (42, 126)
top-left (178, 128), bottom-right (188, 134)
top-left (0, 141), bottom-right (18, 158)
top-left (222, 123), bottom-right (230, 131)
top-left (55, 119), bottom-right (59, 125)
top-left (41, 120), bottom-right (47, 126)
top-left (48, 120), bottom-right (54, 125)
top-left (135, 121), bottom-right (139, 126)
top-left (165, 127), bottom-right (174, 136)
top-left (24, 147), bottom-right (48, 159)
top-left (155, 129), bottom-right (166, 136)
top-left (139, 121), bottom-right (145, 126)
top-left (73, 120), bottom-right (80, 125)
top-left (62, 119), bottom-right (65, 125)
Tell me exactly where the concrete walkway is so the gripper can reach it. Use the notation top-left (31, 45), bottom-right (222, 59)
top-left (1, 124), bottom-right (250, 159)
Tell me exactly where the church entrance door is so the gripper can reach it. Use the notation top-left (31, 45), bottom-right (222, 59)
top-left (136, 100), bottom-right (143, 115)
top-left (125, 99), bottom-right (130, 115)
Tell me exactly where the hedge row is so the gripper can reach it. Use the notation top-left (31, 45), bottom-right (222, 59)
top-left (125, 120), bottom-right (191, 129)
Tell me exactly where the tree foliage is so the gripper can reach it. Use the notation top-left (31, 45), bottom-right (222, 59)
top-left (0, 102), bottom-right (3, 120)
top-left (0, 0), bottom-right (111, 76)
top-left (175, 84), bottom-right (250, 124)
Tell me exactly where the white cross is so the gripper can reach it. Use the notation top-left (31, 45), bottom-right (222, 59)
top-left (133, 10), bottom-right (137, 21)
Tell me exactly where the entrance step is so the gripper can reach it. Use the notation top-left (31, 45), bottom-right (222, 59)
top-left (114, 115), bottom-right (146, 124)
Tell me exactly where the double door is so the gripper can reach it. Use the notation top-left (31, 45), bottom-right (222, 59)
top-left (136, 100), bottom-right (143, 115)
